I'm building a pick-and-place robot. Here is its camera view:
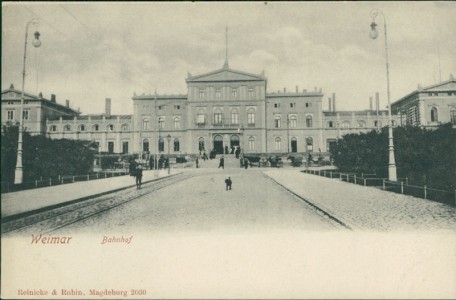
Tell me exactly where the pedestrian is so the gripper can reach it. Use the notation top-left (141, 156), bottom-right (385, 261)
top-left (135, 165), bottom-right (143, 189)
top-left (203, 152), bottom-right (208, 161)
top-left (218, 155), bottom-right (225, 169)
top-left (244, 158), bottom-right (249, 169)
top-left (225, 177), bottom-right (232, 190)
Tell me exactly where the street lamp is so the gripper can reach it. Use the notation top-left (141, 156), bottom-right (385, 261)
top-left (166, 134), bottom-right (171, 174)
top-left (370, 9), bottom-right (397, 181)
top-left (14, 19), bottom-right (42, 185)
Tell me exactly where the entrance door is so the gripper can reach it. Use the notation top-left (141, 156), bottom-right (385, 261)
top-left (213, 135), bottom-right (224, 154)
top-left (291, 138), bottom-right (297, 153)
top-left (230, 135), bottom-right (240, 148)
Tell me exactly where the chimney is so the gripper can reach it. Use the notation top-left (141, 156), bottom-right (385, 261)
top-left (332, 93), bottom-right (336, 112)
top-left (283, 87), bottom-right (286, 93)
top-left (296, 86), bottom-right (299, 93)
top-left (105, 98), bottom-right (111, 117)
top-left (65, 99), bottom-right (70, 108)
top-left (302, 89), bottom-right (307, 93)
top-left (375, 92), bottom-right (380, 111)
top-left (314, 86), bottom-right (317, 92)
top-left (369, 97), bottom-right (373, 110)
top-left (51, 94), bottom-right (56, 103)
top-left (328, 98), bottom-right (332, 111)
top-left (39, 92), bottom-right (43, 98)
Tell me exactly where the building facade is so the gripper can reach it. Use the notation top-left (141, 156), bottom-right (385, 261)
top-left (12, 62), bottom-right (449, 158)
top-left (391, 75), bottom-right (456, 127)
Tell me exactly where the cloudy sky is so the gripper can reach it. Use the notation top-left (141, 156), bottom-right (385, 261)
top-left (2, 2), bottom-right (455, 115)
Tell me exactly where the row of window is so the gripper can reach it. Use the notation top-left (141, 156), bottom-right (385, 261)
top-left (198, 87), bottom-right (255, 99)
top-left (142, 105), bottom-right (181, 110)
top-left (326, 120), bottom-right (396, 128)
top-left (273, 102), bottom-right (312, 108)
top-left (49, 123), bottom-right (130, 132)
top-left (7, 110), bottom-right (29, 120)
top-left (427, 92), bottom-right (455, 96)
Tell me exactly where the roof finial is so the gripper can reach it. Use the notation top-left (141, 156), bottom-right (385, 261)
top-left (223, 26), bottom-right (229, 69)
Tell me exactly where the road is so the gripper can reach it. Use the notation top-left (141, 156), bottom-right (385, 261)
top-left (35, 169), bottom-right (340, 235)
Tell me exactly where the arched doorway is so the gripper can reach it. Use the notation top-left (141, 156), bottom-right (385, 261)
top-left (291, 137), bottom-right (297, 153)
top-left (213, 135), bottom-right (224, 154)
top-left (230, 135), bottom-right (240, 148)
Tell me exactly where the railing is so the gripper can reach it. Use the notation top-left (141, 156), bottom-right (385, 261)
top-left (302, 169), bottom-right (455, 206)
top-left (1, 170), bottom-right (128, 194)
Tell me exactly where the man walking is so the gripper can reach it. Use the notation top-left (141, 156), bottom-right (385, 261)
top-left (218, 155), bottom-right (225, 169)
top-left (135, 165), bottom-right (143, 189)
top-left (225, 177), bottom-right (232, 191)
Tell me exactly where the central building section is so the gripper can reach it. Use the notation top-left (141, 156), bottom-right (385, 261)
top-left (186, 64), bottom-right (267, 154)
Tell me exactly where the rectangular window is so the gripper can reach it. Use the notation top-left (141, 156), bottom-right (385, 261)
top-left (7, 110), bottom-right (14, 120)
top-left (232, 88), bottom-right (237, 99)
top-left (23, 110), bottom-right (29, 120)
top-left (249, 139), bottom-right (255, 151)
top-left (451, 111), bottom-right (456, 125)
top-left (174, 105), bottom-right (180, 110)
top-left (142, 119), bottom-right (149, 130)
top-left (290, 103), bottom-right (294, 108)
top-left (199, 89), bottom-right (205, 99)
top-left (7, 101), bottom-right (14, 105)
top-left (108, 142), bottom-right (114, 154)
top-left (216, 90), bottom-right (221, 99)
top-left (158, 105), bottom-right (163, 110)
top-left (122, 141), bottom-right (129, 154)
top-left (249, 88), bottom-right (254, 98)
top-left (274, 103), bottom-right (280, 108)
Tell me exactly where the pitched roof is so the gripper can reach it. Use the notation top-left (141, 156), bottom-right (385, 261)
top-left (392, 78), bottom-right (456, 106)
top-left (186, 66), bottom-right (266, 83)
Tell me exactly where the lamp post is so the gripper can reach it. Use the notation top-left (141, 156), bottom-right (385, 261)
top-left (166, 134), bottom-right (171, 174)
top-left (14, 19), bottom-right (42, 185)
top-left (286, 114), bottom-right (290, 154)
top-left (370, 9), bottom-right (397, 181)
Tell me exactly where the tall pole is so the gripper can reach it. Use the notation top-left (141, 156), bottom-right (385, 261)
top-left (370, 10), bottom-right (397, 181)
top-left (167, 135), bottom-right (171, 175)
top-left (14, 19), bottom-right (40, 185)
top-left (286, 114), bottom-right (290, 153)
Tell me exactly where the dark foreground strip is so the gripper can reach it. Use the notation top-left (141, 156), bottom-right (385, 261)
top-left (1, 173), bottom-right (181, 225)
top-left (265, 174), bottom-right (353, 230)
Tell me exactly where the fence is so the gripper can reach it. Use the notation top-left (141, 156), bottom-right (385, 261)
top-left (1, 171), bottom-right (128, 194)
top-left (302, 169), bottom-right (455, 206)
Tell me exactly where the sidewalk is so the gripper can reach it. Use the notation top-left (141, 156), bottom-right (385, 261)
top-left (1, 169), bottom-right (177, 219)
top-left (264, 169), bottom-right (456, 231)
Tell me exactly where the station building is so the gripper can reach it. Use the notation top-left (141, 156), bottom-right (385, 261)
top-left (7, 62), bottom-right (455, 159)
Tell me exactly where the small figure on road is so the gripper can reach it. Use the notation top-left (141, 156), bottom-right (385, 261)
top-left (202, 152), bottom-right (208, 161)
top-left (218, 155), bottom-right (225, 169)
top-left (244, 158), bottom-right (249, 169)
top-left (135, 166), bottom-right (143, 189)
top-left (225, 177), bottom-right (232, 191)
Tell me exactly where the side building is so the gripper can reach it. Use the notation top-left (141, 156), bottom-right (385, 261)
top-left (391, 75), bottom-right (456, 127)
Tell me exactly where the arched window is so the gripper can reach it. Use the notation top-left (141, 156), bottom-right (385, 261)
top-left (248, 136), bottom-right (255, 151)
top-left (174, 138), bottom-right (180, 152)
top-left (306, 115), bottom-right (313, 128)
top-left (63, 124), bottom-right (71, 132)
top-left (49, 125), bottom-right (58, 132)
top-left (198, 137), bottom-right (205, 151)
top-left (275, 137), bottom-right (281, 150)
top-left (306, 137), bottom-right (313, 151)
top-left (158, 138), bottom-right (164, 152)
top-left (358, 120), bottom-right (366, 127)
top-left (174, 117), bottom-right (180, 129)
top-left (78, 124), bottom-right (86, 132)
top-left (93, 124), bottom-right (99, 131)
top-left (431, 107), bottom-right (438, 122)
top-left (107, 124), bottom-right (115, 131)
top-left (247, 108), bottom-right (255, 125)
top-left (274, 115), bottom-right (281, 128)
top-left (341, 121), bottom-right (350, 128)
top-left (231, 109), bottom-right (239, 125)
top-left (289, 115), bottom-right (297, 128)
top-left (121, 124), bottom-right (129, 131)
top-left (143, 139), bottom-right (149, 152)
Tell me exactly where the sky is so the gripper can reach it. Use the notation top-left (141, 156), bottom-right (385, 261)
top-left (2, 2), bottom-right (456, 115)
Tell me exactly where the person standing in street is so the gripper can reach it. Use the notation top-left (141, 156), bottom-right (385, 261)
top-left (135, 165), bottom-right (143, 189)
top-left (225, 177), bottom-right (232, 190)
top-left (218, 155), bottom-right (225, 169)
